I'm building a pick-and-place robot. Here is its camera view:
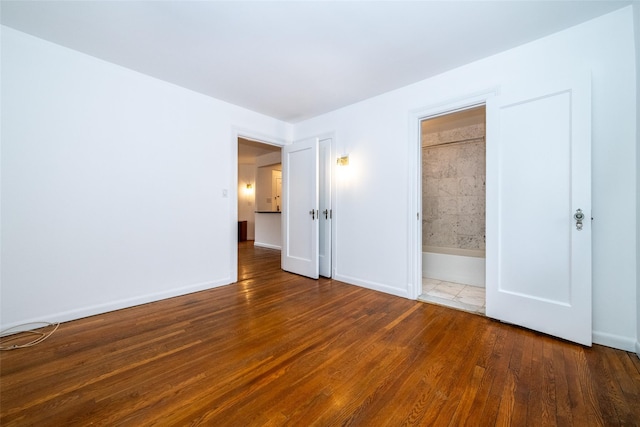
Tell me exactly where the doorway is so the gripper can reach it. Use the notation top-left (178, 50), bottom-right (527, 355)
top-left (237, 137), bottom-right (283, 276)
top-left (236, 135), bottom-right (333, 281)
top-left (418, 106), bottom-right (486, 315)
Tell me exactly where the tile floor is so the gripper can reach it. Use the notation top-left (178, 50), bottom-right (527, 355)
top-left (418, 277), bottom-right (485, 315)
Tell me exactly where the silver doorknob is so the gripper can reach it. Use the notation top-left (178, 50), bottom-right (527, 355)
top-left (574, 209), bottom-right (584, 231)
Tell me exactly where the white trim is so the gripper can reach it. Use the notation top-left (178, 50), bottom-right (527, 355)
top-left (230, 131), bottom-right (239, 283)
top-left (234, 127), bottom-right (289, 148)
top-left (592, 330), bottom-right (637, 352)
top-left (0, 278), bottom-right (232, 332)
top-left (334, 273), bottom-right (410, 299)
top-left (408, 88), bottom-right (499, 300)
top-left (231, 127), bottom-right (287, 284)
top-left (407, 107), bottom-right (422, 300)
top-left (254, 242), bottom-right (282, 250)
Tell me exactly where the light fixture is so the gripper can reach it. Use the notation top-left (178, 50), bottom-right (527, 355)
top-left (336, 155), bottom-right (349, 166)
top-left (244, 183), bottom-right (254, 195)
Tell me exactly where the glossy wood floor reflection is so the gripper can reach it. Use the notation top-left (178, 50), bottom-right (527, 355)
top-left (2, 241), bottom-right (639, 426)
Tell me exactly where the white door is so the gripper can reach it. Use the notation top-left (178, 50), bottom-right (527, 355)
top-left (486, 74), bottom-right (592, 346)
top-left (319, 138), bottom-right (332, 277)
top-left (282, 138), bottom-right (319, 278)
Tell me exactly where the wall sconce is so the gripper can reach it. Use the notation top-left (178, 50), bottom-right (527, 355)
top-left (336, 155), bottom-right (349, 166)
top-left (244, 183), bottom-right (253, 195)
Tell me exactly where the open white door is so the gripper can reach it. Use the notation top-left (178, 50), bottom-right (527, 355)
top-left (282, 138), bottom-right (319, 278)
top-left (319, 138), bottom-right (332, 278)
top-left (486, 74), bottom-right (592, 346)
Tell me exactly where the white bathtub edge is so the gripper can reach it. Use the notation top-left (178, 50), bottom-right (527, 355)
top-left (422, 251), bottom-right (486, 287)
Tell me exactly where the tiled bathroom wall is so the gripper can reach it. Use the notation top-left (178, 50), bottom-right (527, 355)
top-left (422, 122), bottom-right (486, 251)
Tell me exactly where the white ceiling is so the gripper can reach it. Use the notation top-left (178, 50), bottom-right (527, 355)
top-left (1, 1), bottom-right (632, 123)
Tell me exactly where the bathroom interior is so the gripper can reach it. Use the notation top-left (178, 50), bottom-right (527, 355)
top-left (419, 106), bottom-right (486, 314)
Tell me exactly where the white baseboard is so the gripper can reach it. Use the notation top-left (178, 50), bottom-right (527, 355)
top-left (592, 330), bottom-right (637, 352)
top-left (0, 278), bottom-right (232, 332)
top-left (636, 340), bottom-right (640, 359)
top-left (253, 242), bottom-right (282, 250)
top-left (333, 273), bottom-right (409, 299)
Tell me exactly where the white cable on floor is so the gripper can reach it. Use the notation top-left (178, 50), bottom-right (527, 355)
top-left (0, 322), bottom-right (60, 350)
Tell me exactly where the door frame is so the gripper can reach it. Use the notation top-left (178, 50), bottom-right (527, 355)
top-left (231, 127), bottom-right (287, 283)
top-left (408, 89), bottom-right (498, 300)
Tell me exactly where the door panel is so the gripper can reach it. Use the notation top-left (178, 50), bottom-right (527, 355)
top-left (486, 74), bottom-right (592, 346)
top-left (282, 139), bottom-right (319, 278)
top-left (319, 138), bottom-right (332, 278)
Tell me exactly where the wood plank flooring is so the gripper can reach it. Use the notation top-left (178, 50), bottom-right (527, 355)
top-left (2, 241), bottom-right (639, 425)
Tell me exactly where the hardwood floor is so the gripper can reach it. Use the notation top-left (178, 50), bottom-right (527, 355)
top-left (2, 241), bottom-right (639, 426)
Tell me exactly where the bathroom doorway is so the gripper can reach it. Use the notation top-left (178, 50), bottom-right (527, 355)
top-left (418, 106), bottom-right (486, 314)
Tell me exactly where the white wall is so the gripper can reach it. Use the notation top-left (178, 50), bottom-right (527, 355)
top-left (1, 9), bottom-right (637, 353)
top-left (255, 151), bottom-right (282, 212)
top-left (254, 213), bottom-right (282, 250)
top-left (238, 164), bottom-right (256, 240)
top-left (294, 7), bottom-right (637, 351)
top-left (0, 27), bottom-right (291, 329)
top-left (256, 151), bottom-right (282, 168)
top-left (256, 166), bottom-right (274, 211)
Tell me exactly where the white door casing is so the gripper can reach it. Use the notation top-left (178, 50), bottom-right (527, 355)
top-left (319, 138), bottom-right (332, 277)
top-left (409, 91), bottom-right (495, 300)
top-left (282, 138), bottom-right (319, 278)
top-left (486, 74), bottom-right (592, 346)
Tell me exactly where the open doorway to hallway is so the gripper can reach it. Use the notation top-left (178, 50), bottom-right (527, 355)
top-left (237, 137), bottom-right (282, 247)
top-left (417, 106), bottom-right (486, 315)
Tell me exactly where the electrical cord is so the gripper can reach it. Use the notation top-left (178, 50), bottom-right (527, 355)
top-left (0, 322), bottom-right (60, 350)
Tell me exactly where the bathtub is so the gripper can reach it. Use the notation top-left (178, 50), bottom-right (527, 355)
top-left (422, 246), bottom-right (485, 287)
